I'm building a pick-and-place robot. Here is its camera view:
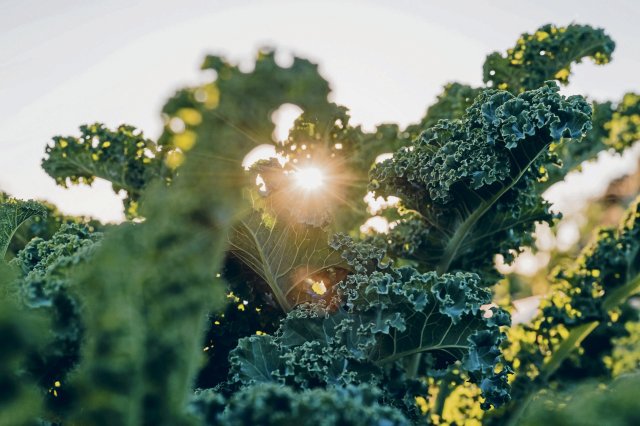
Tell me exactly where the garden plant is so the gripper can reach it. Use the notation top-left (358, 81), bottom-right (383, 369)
top-left (1, 23), bottom-right (639, 426)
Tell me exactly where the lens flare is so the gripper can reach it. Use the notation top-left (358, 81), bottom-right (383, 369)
top-left (294, 167), bottom-right (325, 190)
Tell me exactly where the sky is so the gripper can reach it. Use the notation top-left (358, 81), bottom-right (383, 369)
top-left (1, 0), bottom-right (639, 222)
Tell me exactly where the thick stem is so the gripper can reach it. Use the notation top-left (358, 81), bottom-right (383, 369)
top-left (406, 353), bottom-right (422, 379)
top-left (541, 321), bottom-right (599, 381)
top-left (603, 273), bottom-right (640, 311)
top-left (436, 136), bottom-right (547, 275)
top-left (434, 380), bottom-right (452, 419)
top-left (540, 272), bottom-right (640, 380)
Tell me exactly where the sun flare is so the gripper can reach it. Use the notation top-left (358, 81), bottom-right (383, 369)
top-left (294, 167), bottom-right (325, 191)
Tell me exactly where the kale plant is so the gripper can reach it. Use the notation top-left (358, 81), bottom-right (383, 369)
top-left (1, 23), bottom-right (639, 426)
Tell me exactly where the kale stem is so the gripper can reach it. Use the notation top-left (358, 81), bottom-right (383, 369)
top-left (406, 353), bottom-right (422, 379)
top-left (434, 380), bottom-right (452, 419)
top-left (541, 272), bottom-right (640, 380)
top-left (435, 135), bottom-right (547, 275)
top-left (541, 321), bottom-right (599, 380)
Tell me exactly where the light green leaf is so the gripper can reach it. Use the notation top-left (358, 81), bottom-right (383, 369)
top-left (0, 195), bottom-right (46, 260)
top-left (228, 211), bottom-right (347, 311)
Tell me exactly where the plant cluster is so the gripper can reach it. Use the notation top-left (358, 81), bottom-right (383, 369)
top-left (1, 23), bottom-right (639, 425)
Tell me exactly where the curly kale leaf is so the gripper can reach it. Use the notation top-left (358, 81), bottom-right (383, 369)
top-left (397, 25), bottom-right (626, 202)
top-left (603, 93), bottom-right (640, 150)
top-left (547, 92), bottom-right (640, 187)
top-left (371, 82), bottom-right (591, 279)
top-left (1, 193), bottom-right (103, 260)
top-left (68, 50), bottom-right (336, 426)
top-left (228, 211), bottom-right (348, 312)
top-left (229, 265), bottom-right (511, 410)
top-left (9, 223), bottom-right (100, 397)
top-left (544, 196), bottom-right (640, 328)
top-left (533, 196), bottom-right (640, 379)
top-left (0, 195), bottom-right (47, 260)
top-left (406, 24), bottom-right (612, 138)
top-left (190, 384), bottom-right (410, 426)
top-left (483, 24), bottom-right (615, 93)
top-left (403, 25), bottom-right (620, 191)
top-left (12, 223), bottom-right (101, 282)
top-left (42, 123), bottom-right (170, 217)
top-left (493, 197), bottom-right (640, 425)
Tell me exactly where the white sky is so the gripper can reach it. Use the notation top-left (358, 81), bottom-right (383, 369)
top-left (1, 0), bottom-right (639, 222)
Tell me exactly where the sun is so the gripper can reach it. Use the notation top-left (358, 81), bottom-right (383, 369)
top-left (293, 167), bottom-right (325, 191)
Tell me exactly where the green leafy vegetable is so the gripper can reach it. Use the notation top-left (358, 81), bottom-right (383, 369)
top-left (0, 195), bottom-right (46, 260)
top-left (10, 223), bottom-right (100, 404)
top-left (371, 82), bottom-right (591, 280)
top-left (547, 93), bottom-right (640, 186)
top-left (229, 249), bottom-right (512, 411)
top-left (42, 124), bottom-right (170, 218)
top-left (407, 24), bottom-right (630, 191)
top-left (192, 384), bottom-right (411, 426)
top-left (228, 211), bottom-right (347, 312)
top-left (1, 20), bottom-right (638, 426)
top-left (483, 24), bottom-right (615, 92)
top-left (490, 196), bottom-right (640, 425)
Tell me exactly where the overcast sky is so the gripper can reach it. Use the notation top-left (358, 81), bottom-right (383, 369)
top-left (1, 0), bottom-right (639, 222)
